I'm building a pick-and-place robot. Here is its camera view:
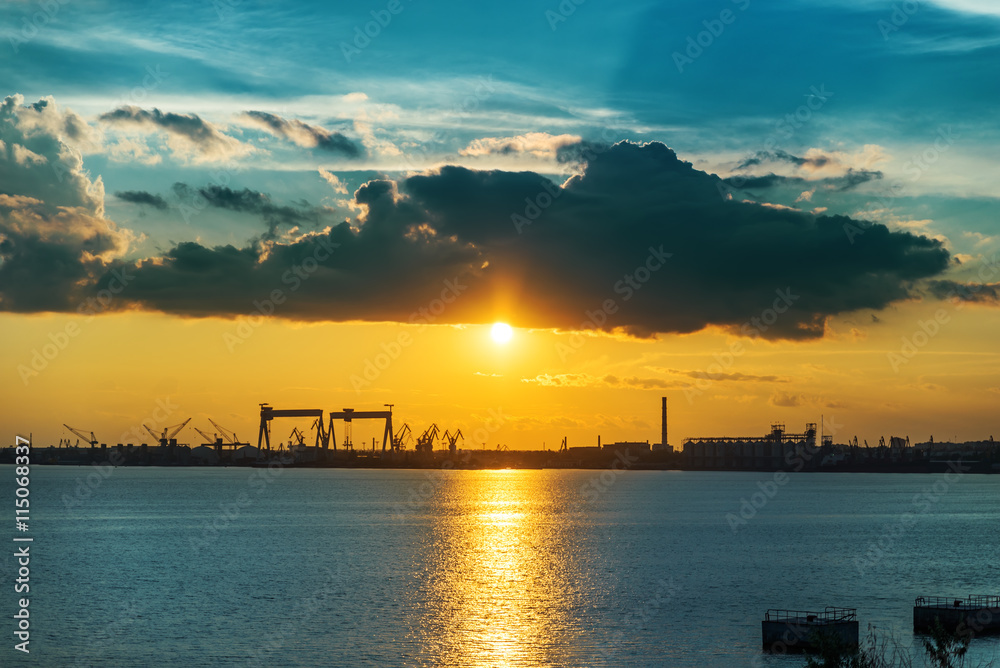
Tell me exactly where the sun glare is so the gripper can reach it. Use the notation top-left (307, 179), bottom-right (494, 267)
top-left (491, 322), bottom-right (513, 344)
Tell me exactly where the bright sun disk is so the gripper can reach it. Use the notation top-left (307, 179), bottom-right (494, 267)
top-left (491, 322), bottom-right (513, 344)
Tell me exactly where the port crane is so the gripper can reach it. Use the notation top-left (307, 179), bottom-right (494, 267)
top-left (209, 418), bottom-right (244, 446)
top-left (193, 427), bottom-right (218, 445)
top-left (289, 427), bottom-right (307, 447)
top-left (415, 424), bottom-right (440, 453)
top-left (442, 428), bottom-right (463, 454)
top-left (392, 423), bottom-right (412, 450)
top-left (144, 418), bottom-right (191, 445)
top-left (63, 424), bottom-right (98, 447)
top-left (311, 418), bottom-right (328, 449)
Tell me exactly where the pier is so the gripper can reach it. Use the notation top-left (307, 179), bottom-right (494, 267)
top-left (762, 607), bottom-right (859, 653)
top-left (914, 595), bottom-right (1000, 635)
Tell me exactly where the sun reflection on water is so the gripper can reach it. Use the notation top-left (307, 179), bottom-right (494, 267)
top-left (413, 470), bottom-right (584, 667)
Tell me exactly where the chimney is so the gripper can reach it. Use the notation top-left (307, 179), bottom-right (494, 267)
top-left (661, 396), bottom-right (668, 447)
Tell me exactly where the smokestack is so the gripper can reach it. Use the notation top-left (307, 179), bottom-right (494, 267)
top-left (661, 396), bottom-right (668, 447)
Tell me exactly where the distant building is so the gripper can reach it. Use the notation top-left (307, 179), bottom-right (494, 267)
top-left (603, 441), bottom-right (651, 454)
top-left (683, 423), bottom-right (819, 470)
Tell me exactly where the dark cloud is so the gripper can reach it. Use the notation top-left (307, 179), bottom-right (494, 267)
top-left (173, 183), bottom-right (326, 239)
top-left (669, 369), bottom-right (788, 383)
top-left (2, 141), bottom-right (953, 339)
top-left (725, 168), bottom-right (882, 192)
top-left (114, 190), bottom-right (168, 210)
top-left (98, 106), bottom-right (250, 162)
top-left (241, 111), bottom-right (362, 157)
top-left (0, 96), bottom-right (131, 313)
top-left (927, 280), bottom-right (1000, 305)
top-left (737, 149), bottom-right (831, 170)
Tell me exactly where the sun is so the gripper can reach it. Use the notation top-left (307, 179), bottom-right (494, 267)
top-left (490, 322), bottom-right (513, 344)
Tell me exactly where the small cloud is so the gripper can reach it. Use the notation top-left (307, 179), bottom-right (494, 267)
top-left (795, 190), bottom-right (814, 202)
top-left (318, 169), bottom-right (349, 195)
top-left (99, 105), bottom-right (254, 164)
top-left (241, 111), bottom-right (362, 157)
top-left (460, 132), bottom-right (582, 159)
top-left (769, 392), bottom-right (803, 407)
top-left (114, 190), bottom-right (168, 210)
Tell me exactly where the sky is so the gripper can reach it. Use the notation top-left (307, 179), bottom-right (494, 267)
top-left (1, 0), bottom-right (998, 450)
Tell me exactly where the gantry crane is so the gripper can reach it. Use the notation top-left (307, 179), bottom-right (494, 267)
top-left (415, 424), bottom-right (439, 453)
top-left (442, 428), bottom-right (463, 454)
top-left (63, 424), bottom-right (98, 447)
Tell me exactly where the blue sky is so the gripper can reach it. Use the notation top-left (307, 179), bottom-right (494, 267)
top-left (2, 0), bottom-right (998, 302)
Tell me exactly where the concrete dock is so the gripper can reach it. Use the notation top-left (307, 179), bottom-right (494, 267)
top-left (914, 595), bottom-right (1000, 636)
top-left (762, 607), bottom-right (859, 653)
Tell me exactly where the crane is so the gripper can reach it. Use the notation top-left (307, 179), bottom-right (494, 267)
top-left (289, 427), bottom-right (306, 447)
top-left (166, 418), bottom-right (191, 441)
top-left (63, 424), bottom-right (98, 447)
top-left (143, 418), bottom-right (191, 444)
top-left (209, 418), bottom-right (238, 444)
top-left (392, 423), bottom-right (412, 450)
top-left (193, 427), bottom-right (218, 445)
top-left (442, 428), bottom-right (463, 454)
top-left (311, 418), bottom-right (328, 448)
top-left (415, 424), bottom-right (440, 453)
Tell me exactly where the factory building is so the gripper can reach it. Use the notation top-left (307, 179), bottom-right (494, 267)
top-left (683, 423), bottom-right (822, 470)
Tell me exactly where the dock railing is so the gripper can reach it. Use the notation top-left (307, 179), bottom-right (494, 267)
top-left (915, 595), bottom-right (1000, 610)
top-left (765, 607), bottom-right (857, 623)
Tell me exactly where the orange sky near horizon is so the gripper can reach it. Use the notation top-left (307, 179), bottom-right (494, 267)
top-left (3, 294), bottom-right (998, 450)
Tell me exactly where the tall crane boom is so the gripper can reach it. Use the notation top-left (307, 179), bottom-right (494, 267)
top-left (194, 427), bottom-right (216, 444)
top-left (63, 424), bottom-right (98, 446)
top-left (209, 419), bottom-right (238, 444)
top-left (166, 418), bottom-right (191, 440)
